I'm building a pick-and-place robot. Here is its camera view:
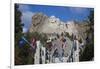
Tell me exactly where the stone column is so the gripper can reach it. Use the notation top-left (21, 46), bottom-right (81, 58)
top-left (41, 46), bottom-right (46, 64)
top-left (73, 40), bottom-right (79, 62)
top-left (34, 41), bottom-right (40, 64)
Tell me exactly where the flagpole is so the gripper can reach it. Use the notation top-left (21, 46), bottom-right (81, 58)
top-left (22, 36), bottom-right (33, 47)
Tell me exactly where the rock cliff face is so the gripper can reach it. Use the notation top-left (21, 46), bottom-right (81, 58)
top-left (29, 13), bottom-right (90, 41)
top-left (29, 13), bottom-right (66, 34)
top-left (66, 21), bottom-right (90, 40)
top-left (29, 13), bottom-right (48, 33)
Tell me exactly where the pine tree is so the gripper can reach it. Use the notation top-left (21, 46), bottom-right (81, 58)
top-left (79, 9), bottom-right (94, 61)
top-left (15, 4), bottom-right (24, 44)
top-left (15, 4), bottom-right (24, 65)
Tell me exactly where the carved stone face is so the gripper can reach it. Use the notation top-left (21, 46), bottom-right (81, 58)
top-left (49, 16), bottom-right (57, 23)
top-left (32, 14), bottom-right (43, 27)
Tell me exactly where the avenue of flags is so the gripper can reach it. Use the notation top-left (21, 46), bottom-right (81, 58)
top-left (18, 35), bottom-right (81, 63)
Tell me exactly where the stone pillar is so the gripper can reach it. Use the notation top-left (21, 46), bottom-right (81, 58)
top-left (34, 41), bottom-right (40, 64)
top-left (73, 40), bottom-right (79, 62)
top-left (41, 46), bottom-right (46, 64)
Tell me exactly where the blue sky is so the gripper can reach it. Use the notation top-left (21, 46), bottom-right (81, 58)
top-left (18, 4), bottom-right (93, 33)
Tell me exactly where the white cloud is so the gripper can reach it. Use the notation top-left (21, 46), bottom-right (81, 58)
top-left (23, 27), bottom-right (28, 33)
top-left (21, 11), bottom-right (35, 30)
top-left (19, 4), bottom-right (30, 12)
top-left (69, 7), bottom-right (87, 14)
top-left (18, 4), bottom-right (35, 32)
